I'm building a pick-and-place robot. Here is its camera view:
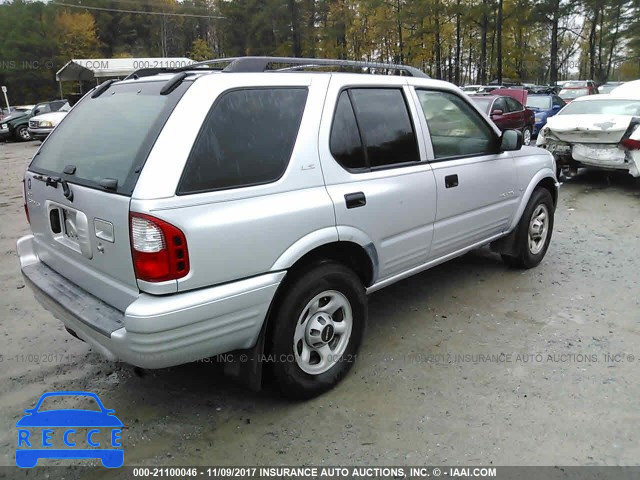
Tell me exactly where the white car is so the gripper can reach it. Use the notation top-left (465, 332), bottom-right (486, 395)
top-left (27, 102), bottom-right (70, 140)
top-left (610, 80), bottom-right (639, 96)
top-left (461, 85), bottom-right (482, 94)
top-left (536, 94), bottom-right (640, 177)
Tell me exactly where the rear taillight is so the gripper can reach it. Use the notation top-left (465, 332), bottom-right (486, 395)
top-left (22, 178), bottom-right (30, 224)
top-left (130, 213), bottom-right (189, 283)
top-left (621, 138), bottom-right (640, 150)
top-left (622, 125), bottom-right (640, 150)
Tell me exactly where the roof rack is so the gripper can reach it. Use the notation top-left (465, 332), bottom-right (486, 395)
top-left (176, 56), bottom-right (429, 78)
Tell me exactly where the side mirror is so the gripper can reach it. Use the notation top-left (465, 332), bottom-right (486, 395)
top-left (500, 129), bottom-right (523, 151)
top-left (33, 109), bottom-right (40, 115)
top-left (552, 104), bottom-right (562, 111)
top-left (491, 109), bottom-right (503, 116)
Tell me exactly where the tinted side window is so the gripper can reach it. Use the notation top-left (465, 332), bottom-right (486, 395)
top-left (179, 88), bottom-right (307, 194)
top-left (36, 104), bottom-right (51, 114)
top-left (349, 89), bottom-right (420, 168)
top-left (330, 91), bottom-right (366, 169)
top-left (505, 97), bottom-right (523, 112)
top-left (417, 90), bottom-right (497, 159)
top-left (493, 97), bottom-right (507, 113)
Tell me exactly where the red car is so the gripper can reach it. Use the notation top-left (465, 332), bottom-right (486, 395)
top-left (558, 80), bottom-right (598, 103)
top-left (470, 88), bottom-right (535, 145)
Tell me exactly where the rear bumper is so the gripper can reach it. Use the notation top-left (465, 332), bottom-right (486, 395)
top-left (17, 234), bottom-right (284, 369)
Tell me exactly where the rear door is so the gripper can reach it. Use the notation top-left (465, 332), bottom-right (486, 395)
top-left (25, 79), bottom-right (190, 311)
top-left (318, 78), bottom-right (437, 281)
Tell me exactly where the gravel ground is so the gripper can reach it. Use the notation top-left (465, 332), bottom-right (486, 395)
top-left (1, 141), bottom-right (639, 475)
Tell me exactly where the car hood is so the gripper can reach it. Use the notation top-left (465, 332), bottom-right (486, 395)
top-left (544, 114), bottom-right (635, 144)
top-left (31, 111), bottom-right (68, 125)
top-left (491, 88), bottom-right (527, 105)
top-left (2, 111), bottom-right (29, 123)
top-left (16, 410), bottom-right (123, 428)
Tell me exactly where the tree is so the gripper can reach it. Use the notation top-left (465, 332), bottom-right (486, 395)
top-left (55, 11), bottom-right (101, 59)
top-left (189, 38), bottom-right (212, 60)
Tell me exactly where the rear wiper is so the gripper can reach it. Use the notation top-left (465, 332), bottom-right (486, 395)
top-left (33, 174), bottom-right (74, 201)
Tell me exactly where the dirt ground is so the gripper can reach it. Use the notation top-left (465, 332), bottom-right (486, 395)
top-left (1, 140), bottom-right (639, 475)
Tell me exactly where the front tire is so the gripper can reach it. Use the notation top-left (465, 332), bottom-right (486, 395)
top-left (501, 188), bottom-right (554, 269)
top-left (15, 125), bottom-right (31, 142)
top-left (268, 261), bottom-right (367, 399)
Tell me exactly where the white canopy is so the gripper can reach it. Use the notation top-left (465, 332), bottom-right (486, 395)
top-left (56, 58), bottom-right (194, 82)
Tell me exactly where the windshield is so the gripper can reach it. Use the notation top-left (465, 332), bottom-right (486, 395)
top-left (471, 97), bottom-right (492, 113)
top-left (526, 96), bottom-right (552, 109)
top-left (30, 80), bottom-right (189, 195)
top-left (563, 81), bottom-right (588, 88)
top-left (559, 99), bottom-right (640, 116)
top-left (559, 88), bottom-right (589, 99)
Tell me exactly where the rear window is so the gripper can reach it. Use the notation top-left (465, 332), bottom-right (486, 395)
top-left (559, 88), bottom-right (589, 99)
top-left (526, 96), bottom-right (552, 109)
top-left (178, 88), bottom-right (308, 194)
top-left (30, 81), bottom-right (188, 195)
top-left (560, 99), bottom-right (640, 116)
top-left (471, 97), bottom-right (492, 114)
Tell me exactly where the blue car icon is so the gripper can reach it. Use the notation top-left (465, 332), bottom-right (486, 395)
top-left (16, 391), bottom-right (123, 468)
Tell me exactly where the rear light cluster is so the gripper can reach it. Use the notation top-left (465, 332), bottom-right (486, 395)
top-left (130, 213), bottom-right (189, 283)
top-left (622, 138), bottom-right (640, 150)
top-left (622, 125), bottom-right (640, 150)
top-left (22, 178), bottom-right (30, 224)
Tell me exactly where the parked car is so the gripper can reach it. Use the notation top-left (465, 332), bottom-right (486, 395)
top-left (537, 94), bottom-right (640, 178)
top-left (461, 85), bottom-right (482, 94)
top-left (470, 89), bottom-right (535, 145)
top-left (525, 94), bottom-right (566, 136)
top-left (0, 105), bottom-right (34, 123)
top-left (28, 102), bottom-right (71, 140)
top-left (558, 80), bottom-right (598, 103)
top-left (610, 80), bottom-right (640, 96)
top-left (598, 82), bottom-right (624, 94)
top-left (17, 56), bottom-right (558, 399)
top-left (0, 100), bottom-right (66, 142)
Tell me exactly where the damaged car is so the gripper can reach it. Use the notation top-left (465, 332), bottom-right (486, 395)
top-left (536, 94), bottom-right (640, 178)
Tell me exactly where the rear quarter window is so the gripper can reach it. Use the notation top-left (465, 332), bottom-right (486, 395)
top-left (178, 88), bottom-right (308, 194)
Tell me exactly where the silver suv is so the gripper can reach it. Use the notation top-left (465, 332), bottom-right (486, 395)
top-left (17, 57), bottom-right (559, 398)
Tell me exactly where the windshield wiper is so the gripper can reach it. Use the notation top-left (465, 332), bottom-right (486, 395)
top-left (33, 174), bottom-right (74, 202)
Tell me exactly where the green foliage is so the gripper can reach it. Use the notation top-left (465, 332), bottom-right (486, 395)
top-left (0, 0), bottom-right (638, 104)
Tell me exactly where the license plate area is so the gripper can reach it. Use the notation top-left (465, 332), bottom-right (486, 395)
top-left (46, 201), bottom-right (93, 259)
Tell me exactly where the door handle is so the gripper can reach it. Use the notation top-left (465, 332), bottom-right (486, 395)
top-left (345, 192), bottom-right (366, 209)
top-left (445, 174), bottom-right (459, 188)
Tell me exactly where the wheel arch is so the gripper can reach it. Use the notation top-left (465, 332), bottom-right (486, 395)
top-left (509, 168), bottom-right (558, 232)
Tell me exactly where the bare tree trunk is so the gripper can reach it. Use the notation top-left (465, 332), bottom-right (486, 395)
top-left (496, 0), bottom-right (503, 84)
top-left (288, 0), bottom-right (302, 57)
top-left (549, 0), bottom-right (559, 85)
top-left (606, 0), bottom-right (622, 80)
top-left (455, 0), bottom-right (461, 85)
top-left (588, 8), bottom-right (599, 80)
top-left (434, 0), bottom-right (442, 79)
top-left (479, 0), bottom-right (488, 84)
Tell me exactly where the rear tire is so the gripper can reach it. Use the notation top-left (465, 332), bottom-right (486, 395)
top-left (501, 188), bottom-right (554, 269)
top-left (522, 127), bottom-right (532, 146)
top-left (268, 261), bottom-right (366, 399)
